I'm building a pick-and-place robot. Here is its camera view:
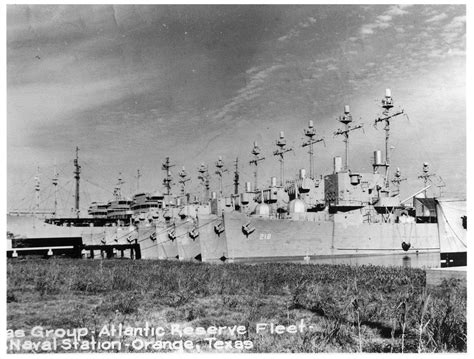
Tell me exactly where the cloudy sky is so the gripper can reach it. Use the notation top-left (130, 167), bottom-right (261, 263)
top-left (7, 4), bottom-right (466, 214)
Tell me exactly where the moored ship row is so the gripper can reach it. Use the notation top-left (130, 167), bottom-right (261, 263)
top-left (7, 89), bottom-right (467, 267)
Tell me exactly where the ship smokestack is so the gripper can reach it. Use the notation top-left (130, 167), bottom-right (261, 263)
top-left (270, 176), bottom-right (277, 187)
top-left (374, 150), bottom-right (383, 166)
top-left (334, 156), bottom-right (342, 173)
top-left (385, 88), bottom-right (392, 98)
top-left (299, 168), bottom-right (306, 179)
top-left (279, 131), bottom-right (285, 139)
top-left (344, 105), bottom-right (350, 114)
top-left (308, 120), bottom-right (314, 128)
top-left (245, 181), bottom-right (252, 193)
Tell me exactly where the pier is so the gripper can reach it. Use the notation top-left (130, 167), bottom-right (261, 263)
top-left (7, 243), bottom-right (141, 260)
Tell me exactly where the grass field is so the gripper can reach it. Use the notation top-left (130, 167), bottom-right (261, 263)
top-left (7, 258), bottom-right (466, 353)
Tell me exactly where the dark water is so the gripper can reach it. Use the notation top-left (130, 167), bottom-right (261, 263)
top-left (233, 252), bottom-right (441, 268)
top-left (49, 249), bottom-right (442, 269)
top-left (303, 252), bottom-right (440, 268)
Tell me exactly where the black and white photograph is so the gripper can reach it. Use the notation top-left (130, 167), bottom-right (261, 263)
top-left (5, 1), bottom-right (468, 354)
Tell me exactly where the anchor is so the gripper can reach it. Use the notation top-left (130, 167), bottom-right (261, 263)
top-left (402, 241), bottom-right (411, 251)
top-left (242, 221), bottom-right (255, 237)
top-left (168, 229), bottom-right (176, 241)
top-left (214, 222), bottom-right (225, 236)
top-left (189, 226), bottom-right (199, 240)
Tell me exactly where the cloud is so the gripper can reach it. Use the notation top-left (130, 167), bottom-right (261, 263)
top-left (278, 28), bottom-right (300, 42)
top-left (213, 64), bottom-right (285, 120)
top-left (277, 14), bottom-right (322, 42)
top-left (7, 4), bottom-right (466, 206)
top-left (8, 76), bottom-right (139, 126)
top-left (358, 5), bottom-right (409, 37)
top-left (445, 15), bottom-right (466, 30)
top-left (440, 14), bottom-right (466, 45)
top-left (385, 6), bottom-right (409, 16)
top-left (447, 48), bottom-right (466, 57)
top-left (426, 13), bottom-right (448, 23)
top-left (360, 20), bottom-right (389, 35)
top-left (245, 66), bottom-right (259, 74)
top-left (360, 25), bottom-right (375, 35)
top-left (377, 15), bottom-right (392, 22)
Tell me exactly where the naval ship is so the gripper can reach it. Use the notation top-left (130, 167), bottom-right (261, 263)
top-left (125, 88), bottom-right (466, 267)
top-left (215, 89), bottom-right (466, 267)
top-left (7, 89), bottom-right (466, 267)
top-left (130, 158), bottom-right (230, 262)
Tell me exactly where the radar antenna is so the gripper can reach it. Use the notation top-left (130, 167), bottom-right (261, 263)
top-left (391, 167), bottom-right (407, 196)
top-left (161, 157), bottom-right (175, 195)
top-left (417, 162), bottom-right (445, 197)
top-left (418, 162), bottom-right (437, 196)
top-left (273, 131), bottom-right (293, 186)
top-left (113, 173), bottom-right (125, 200)
top-left (334, 105), bottom-right (363, 171)
top-left (178, 166), bottom-right (190, 196)
top-left (374, 88), bottom-right (406, 188)
top-left (417, 162), bottom-right (437, 213)
top-left (249, 141), bottom-right (265, 191)
top-left (302, 120), bottom-right (324, 179)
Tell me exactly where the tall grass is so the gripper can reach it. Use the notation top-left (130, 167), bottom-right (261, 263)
top-left (7, 258), bottom-right (466, 353)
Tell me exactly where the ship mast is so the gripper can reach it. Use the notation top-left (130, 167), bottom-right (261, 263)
top-left (302, 120), bottom-right (324, 179)
top-left (136, 169), bottom-right (141, 193)
top-left (161, 157), bottom-right (175, 196)
top-left (374, 89), bottom-right (405, 188)
top-left (417, 162), bottom-right (436, 214)
top-left (334, 105), bottom-right (363, 171)
top-left (249, 141), bottom-right (265, 191)
top-left (178, 166), bottom-right (190, 197)
top-left (233, 157), bottom-right (239, 195)
top-left (34, 166), bottom-right (40, 217)
top-left (391, 167), bottom-right (407, 196)
top-left (273, 131), bottom-right (293, 186)
top-left (418, 162), bottom-right (435, 197)
top-left (198, 163), bottom-right (210, 202)
top-left (113, 173), bottom-right (124, 200)
top-left (215, 156), bottom-right (227, 197)
top-left (73, 146), bottom-right (81, 218)
top-left (52, 163), bottom-right (58, 217)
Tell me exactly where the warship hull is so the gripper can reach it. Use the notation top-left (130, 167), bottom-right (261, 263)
top-left (136, 214), bottom-right (225, 262)
top-left (9, 199), bottom-right (465, 269)
top-left (197, 214), bottom-right (228, 263)
top-left (136, 224), bottom-right (172, 260)
top-left (221, 212), bottom-right (440, 264)
top-left (7, 214), bottom-right (133, 246)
